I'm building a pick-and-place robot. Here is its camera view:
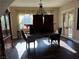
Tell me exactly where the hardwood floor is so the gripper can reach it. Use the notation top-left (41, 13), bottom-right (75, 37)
top-left (6, 37), bottom-right (79, 59)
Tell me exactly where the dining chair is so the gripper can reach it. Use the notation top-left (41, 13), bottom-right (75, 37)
top-left (58, 28), bottom-right (62, 46)
top-left (21, 30), bottom-right (35, 49)
top-left (49, 28), bottom-right (62, 46)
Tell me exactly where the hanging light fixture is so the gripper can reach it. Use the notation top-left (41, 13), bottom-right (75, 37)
top-left (37, 0), bottom-right (47, 15)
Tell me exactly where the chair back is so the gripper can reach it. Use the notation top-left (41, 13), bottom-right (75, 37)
top-left (58, 28), bottom-right (62, 35)
top-left (50, 33), bottom-right (60, 40)
top-left (21, 30), bottom-right (27, 41)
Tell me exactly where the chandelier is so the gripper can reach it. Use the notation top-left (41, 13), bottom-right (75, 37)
top-left (37, 0), bottom-right (47, 15)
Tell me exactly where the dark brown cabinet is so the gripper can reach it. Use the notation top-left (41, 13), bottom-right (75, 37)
top-left (33, 15), bottom-right (43, 33)
top-left (44, 15), bottom-right (54, 33)
top-left (30, 15), bottom-right (54, 34)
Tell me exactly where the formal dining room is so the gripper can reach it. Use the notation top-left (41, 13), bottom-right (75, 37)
top-left (0, 0), bottom-right (79, 59)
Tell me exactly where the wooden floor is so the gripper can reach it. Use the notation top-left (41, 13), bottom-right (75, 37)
top-left (6, 37), bottom-right (79, 59)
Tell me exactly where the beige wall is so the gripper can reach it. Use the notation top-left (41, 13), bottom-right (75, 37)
top-left (10, 9), bottom-right (19, 39)
top-left (59, 0), bottom-right (79, 40)
top-left (10, 7), bottom-right (59, 39)
top-left (59, 1), bottom-right (75, 26)
top-left (73, 0), bottom-right (79, 40)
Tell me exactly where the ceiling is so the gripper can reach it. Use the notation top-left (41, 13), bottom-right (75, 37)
top-left (0, 0), bottom-right (14, 15)
top-left (10, 0), bottom-right (73, 7)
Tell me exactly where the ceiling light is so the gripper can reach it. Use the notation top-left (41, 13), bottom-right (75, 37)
top-left (37, 0), bottom-right (47, 15)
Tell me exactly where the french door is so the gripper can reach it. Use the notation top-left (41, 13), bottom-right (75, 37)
top-left (63, 11), bottom-right (74, 39)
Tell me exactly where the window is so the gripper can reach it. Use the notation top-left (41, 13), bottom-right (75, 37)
top-left (1, 14), bottom-right (10, 38)
top-left (1, 15), bottom-right (6, 37)
top-left (5, 15), bottom-right (10, 30)
top-left (1, 16), bottom-right (5, 31)
top-left (18, 14), bottom-right (33, 29)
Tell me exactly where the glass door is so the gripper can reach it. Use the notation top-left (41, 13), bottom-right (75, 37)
top-left (68, 12), bottom-right (74, 38)
top-left (63, 13), bottom-right (69, 38)
top-left (62, 11), bottom-right (74, 39)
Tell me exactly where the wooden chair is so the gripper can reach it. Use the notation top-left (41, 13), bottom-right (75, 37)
top-left (49, 28), bottom-right (62, 46)
top-left (58, 28), bottom-right (62, 35)
top-left (49, 33), bottom-right (60, 46)
top-left (21, 30), bottom-right (35, 49)
top-left (57, 28), bottom-right (62, 45)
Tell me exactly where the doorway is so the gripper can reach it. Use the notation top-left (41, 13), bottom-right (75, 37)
top-left (63, 11), bottom-right (74, 39)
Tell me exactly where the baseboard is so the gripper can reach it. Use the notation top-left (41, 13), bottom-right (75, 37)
top-left (61, 36), bottom-right (69, 39)
top-left (61, 36), bottom-right (79, 44)
top-left (72, 39), bottom-right (79, 44)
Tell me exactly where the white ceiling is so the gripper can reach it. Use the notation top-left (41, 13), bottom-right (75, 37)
top-left (0, 0), bottom-right (14, 15)
top-left (10, 0), bottom-right (73, 7)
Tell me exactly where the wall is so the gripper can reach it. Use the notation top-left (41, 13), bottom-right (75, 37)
top-left (73, 0), bottom-right (79, 40)
top-left (59, 1), bottom-right (75, 26)
top-left (9, 7), bottom-right (59, 39)
top-left (59, 0), bottom-right (79, 40)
